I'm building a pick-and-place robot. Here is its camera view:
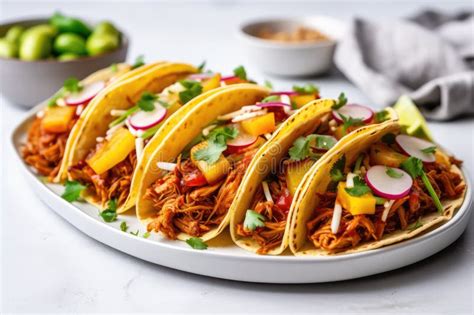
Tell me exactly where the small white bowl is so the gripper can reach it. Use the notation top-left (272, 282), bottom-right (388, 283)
top-left (238, 16), bottom-right (346, 77)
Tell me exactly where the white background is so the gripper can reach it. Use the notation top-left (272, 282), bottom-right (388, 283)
top-left (1, 0), bottom-right (473, 313)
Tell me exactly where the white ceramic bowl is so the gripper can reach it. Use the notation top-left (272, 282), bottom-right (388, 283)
top-left (238, 16), bottom-right (346, 77)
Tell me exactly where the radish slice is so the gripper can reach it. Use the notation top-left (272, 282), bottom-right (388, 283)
top-left (270, 91), bottom-right (299, 96)
top-left (64, 81), bottom-right (106, 106)
top-left (220, 75), bottom-right (237, 81)
top-left (332, 104), bottom-right (374, 123)
top-left (226, 126), bottom-right (257, 153)
top-left (395, 134), bottom-right (436, 163)
top-left (365, 165), bottom-right (413, 199)
top-left (128, 105), bottom-right (167, 130)
top-left (257, 102), bottom-right (291, 109)
top-left (187, 73), bottom-right (214, 81)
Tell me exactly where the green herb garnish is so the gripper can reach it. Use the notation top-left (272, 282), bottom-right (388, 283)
top-left (292, 83), bottom-right (319, 95)
top-left (243, 210), bottom-right (265, 231)
top-left (264, 80), bottom-right (273, 89)
top-left (288, 134), bottom-right (336, 161)
top-left (233, 65), bottom-right (247, 81)
top-left (345, 176), bottom-right (372, 197)
top-left (63, 77), bottom-right (82, 93)
top-left (401, 157), bottom-right (443, 213)
top-left (132, 55), bottom-right (145, 69)
top-left (330, 155), bottom-right (346, 182)
top-left (421, 146), bottom-right (437, 154)
top-left (340, 113), bottom-right (364, 135)
top-left (110, 63), bottom-right (118, 73)
top-left (261, 95), bottom-right (280, 103)
top-left (197, 60), bottom-right (206, 72)
top-left (375, 109), bottom-right (390, 123)
top-left (99, 199), bottom-right (118, 222)
top-left (375, 196), bottom-right (387, 205)
top-left (48, 91), bottom-right (64, 107)
top-left (120, 221), bottom-right (129, 232)
top-left (381, 133), bottom-right (396, 145)
top-left (386, 167), bottom-right (404, 179)
top-left (331, 92), bottom-right (347, 110)
top-left (137, 91), bottom-right (157, 112)
top-left (193, 126), bottom-right (238, 164)
top-left (61, 180), bottom-right (86, 202)
top-left (186, 237), bottom-right (208, 250)
top-left (179, 80), bottom-right (203, 104)
top-left (130, 230), bottom-right (139, 236)
top-left (109, 106), bottom-right (139, 127)
top-left (353, 154), bottom-right (364, 173)
top-left (408, 219), bottom-right (423, 231)
top-left (142, 231), bottom-right (151, 239)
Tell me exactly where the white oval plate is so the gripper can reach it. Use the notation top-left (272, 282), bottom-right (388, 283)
top-left (12, 108), bottom-right (472, 283)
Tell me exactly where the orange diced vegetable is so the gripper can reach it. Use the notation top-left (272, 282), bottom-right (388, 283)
top-left (202, 73), bottom-right (221, 92)
top-left (337, 182), bottom-right (376, 215)
top-left (41, 106), bottom-right (76, 133)
top-left (86, 128), bottom-right (135, 174)
top-left (286, 159), bottom-right (315, 195)
top-left (240, 113), bottom-right (276, 136)
top-left (290, 94), bottom-right (317, 108)
top-left (369, 143), bottom-right (407, 168)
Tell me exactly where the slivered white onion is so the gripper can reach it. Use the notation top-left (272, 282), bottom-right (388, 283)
top-left (382, 200), bottom-right (395, 222)
top-left (157, 162), bottom-right (177, 171)
top-left (346, 173), bottom-right (356, 188)
top-left (231, 110), bottom-right (267, 123)
top-left (75, 105), bottom-right (84, 116)
top-left (56, 98), bottom-right (66, 107)
top-left (135, 138), bottom-right (144, 161)
top-left (262, 181), bottom-right (273, 202)
top-left (217, 105), bottom-right (261, 121)
top-left (331, 202), bottom-right (342, 234)
top-left (110, 109), bottom-right (126, 116)
top-left (202, 124), bottom-right (217, 136)
top-left (96, 136), bottom-right (104, 143)
top-left (280, 94), bottom-right (291, 105)
top-left (124, 119), bottom-right (139, 137)
top-left (36, 110), bottom-right (45, 119)
top-left (264, 133), bottom-right (272, 140)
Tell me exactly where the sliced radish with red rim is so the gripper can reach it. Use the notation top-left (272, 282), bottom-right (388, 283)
top-left (65, 81), bottom-right (106, 106)
top-left (226, 126), bottom-right (257, 154)
top-left (395, 134), bottom-right (436, 163)
top-left (187, 73), bottom-right (215, 81)
top-left (128, 105), bottom-right (167, 130)
top-left (332, 104), bottom-right (374, 123)
top-left (257, 102), bottom-right (291, 121)
top-left (220, 75), bottom-right (237, 81)
top-left (365, 165), bottom-right (413, 199)
top-left (270, 91), bottom-right (299, 96)
top-left (257, 102), bottom-right (291, 109)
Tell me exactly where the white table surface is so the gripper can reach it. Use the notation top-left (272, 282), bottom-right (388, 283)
top-left (1, 1), bottom-right (473, 313)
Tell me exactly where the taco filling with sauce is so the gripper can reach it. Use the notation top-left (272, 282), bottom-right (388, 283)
top-left (306, 133), bottom-right (465, 253)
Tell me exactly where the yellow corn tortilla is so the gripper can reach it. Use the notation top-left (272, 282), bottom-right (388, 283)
top-left (289, 121), bottom-right (466, 256)
top-left (67, 62), bottom-right (199, 211)
top-left (136, 84), bottom-right (270, 241)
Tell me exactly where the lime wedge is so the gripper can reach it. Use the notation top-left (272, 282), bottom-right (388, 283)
top-left (393, 95), bottom-right (433, 141)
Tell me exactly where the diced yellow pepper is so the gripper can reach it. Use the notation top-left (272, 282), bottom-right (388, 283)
top-left (240, 113), bottom-right (276, 136)
top-left (286, 159), bottom-right (315, 195)
top-left (369, 143), bottom-right (407, 168)
top-left (86, 128), bottom-right (135, 174)
top-left (435, 150), bottom-right (451, 169)
top-left (290, 94), bottom-right (317, 108)
top-left (337, 182), bottom-right (376, 215)
top-left (202, 73), bottom-right (221, 92)
top-left (190, 141), bottom-right (231, 184)
top-left (41, 106), bottom-right (76, 133)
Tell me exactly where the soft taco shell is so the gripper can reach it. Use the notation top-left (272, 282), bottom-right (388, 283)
top-left (289, 121), bottom-right (466, 256)
top-left (136, 83), bottom-right (270, 241)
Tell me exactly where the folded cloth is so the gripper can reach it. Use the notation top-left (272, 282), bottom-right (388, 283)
top-left (335, 10), bottom-right (474, 120)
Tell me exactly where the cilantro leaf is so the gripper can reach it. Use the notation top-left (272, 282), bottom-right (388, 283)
top-left (261, 95), bottom-right (280, 103)
top-left (331, 92), bottom-right (348, 110)
top-left (142, 231), bottom-right (151, 239)
top-left (381, 133), bottom-right (396, 145)
top-left (207, 125), bottom-right (239, 144)
top-left (197, 60), bottom-right (206, 72)
top-left (243, 210), bottom-right (265, 231)
top-left (120, 221), bottom-right (128, 232)
top-left (340, 113), bottom-right (364, 135)
top-left (132, 55), bottom-right (145, 69)
top-left (137, 92), bottom-right (157, 112)
top-left (408, 219), bottom-right (423, 231)
top-left (375, 196), bottom-right (387, 205)
top-left (179, 80), bottom-right (203, 104)
top-left (264, 80), bottom-right (273, 89)
top-left (48, 90), bottom-right (64, 107)
top-left (289, 134), bottom-right (336, 161)
top-left (315, 135), bottom-right (337, 150)
top-left (192, 140), bottom-right (226, 164)
top-left (386, 167), bottom-right (404, 179)
top-left (292, 83), bottom-right (319, 95)
top-left (421, 146), bottom-right (437, 154)
top-left (345, 176), bottom-right (372, 197)
top-left (61, 180), bottom-right (86, 202)
top-left (186, 237), bottom-right (208, 250)
top-left (375, 109), bottom-right (390, 123)
top-left (63, 77), bottom-right (82, 93)
top-left (99, 199), bottom-right (118, 222)
top-left (110, 63), bottom-right (118, 73)
top-left (233, 65), bottom-right (247, 81)
top-left (401, 157), bottom-right (443, 213)
top-left (330, 155), bottom-right (346, 182)
top-left (130, 230), bottom-right (139, 236)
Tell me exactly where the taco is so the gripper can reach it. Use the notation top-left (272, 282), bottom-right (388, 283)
top-left (229, 100), bottom-right (398, 254)
top-left (289, 121), bottom-right (466, 255)
top-left (65, 63), bottom-right (256, 213)
top-left (20, 61), bottom-right (162, 183)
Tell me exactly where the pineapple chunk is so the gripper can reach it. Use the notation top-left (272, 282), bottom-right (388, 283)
top-left (286, 159), bottom-right (315, 195)
top-left (369, 143), bottom-right (407, 168)
top-left (190, 141), bottom-right (231, 184)
top-left (202, 73), bottom-right (221, 92)
top-left (41, 106), bottom-right (76, 133)
top-left (240, 113), bottom-right (276, 136)
top-left (290, 94), bottom-right (317, 108)
top-left (86, 128), bottom-right (135, 174)
top-left (337, 182), bottom-right (376, 215)
top-left (435, 150), bottom-right (451, 169)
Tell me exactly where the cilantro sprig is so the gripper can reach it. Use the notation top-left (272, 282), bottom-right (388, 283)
top-left (264, 80), bottom-right (273, 89)
top-left (233, 65), bottom-right (247, 81)
top-left (197, 60), bottom-right (206, 72)
top-left (261, 95), bottom-right (280, 103)
top-left (292, 83), bottom-right (319, 95)
top-left (243, 210), bottom-right (265, 231)
top-left (179, 80), bottom-right (203, 104)
top-left (48, 77), bottom-right (82, 107)
top-left (132, 55), bottom-right (145, 69)
top-left (421, 146), bottom-right (436, 154)
top-left (289, 134), bottom-right (336, 161)
top-left (345, 176), bottom-right (372, 197)
top-left (331, 92), bottom-right (348, 110)
top-left (340, 113), bottom-right (364, 135)
top-left (330, 155), bottom-right (346, 182)
top-left (386, 167), bottom-right (404, 179)
top-left (120, 221), bottom-right (129, 232)
top-left (401, 157), bottom-right (443, 213)
top-left (137, 91), bottom-right (157, 112)
top-left (375, 109), bottom-right (390, 123)
top-left (186, 237), bottom-right (208, 250)
top-left (193, 126), bottom-right (238, 164)
top-left (61, 180), bottom-right (86, 202)
top-left (408, 218), bottom-right (423, 231)
top-left (99, 199), bottom-right (118, 222)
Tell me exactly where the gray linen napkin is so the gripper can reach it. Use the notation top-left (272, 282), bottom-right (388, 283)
top-left (334, 11), bottom-right (474, 120)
